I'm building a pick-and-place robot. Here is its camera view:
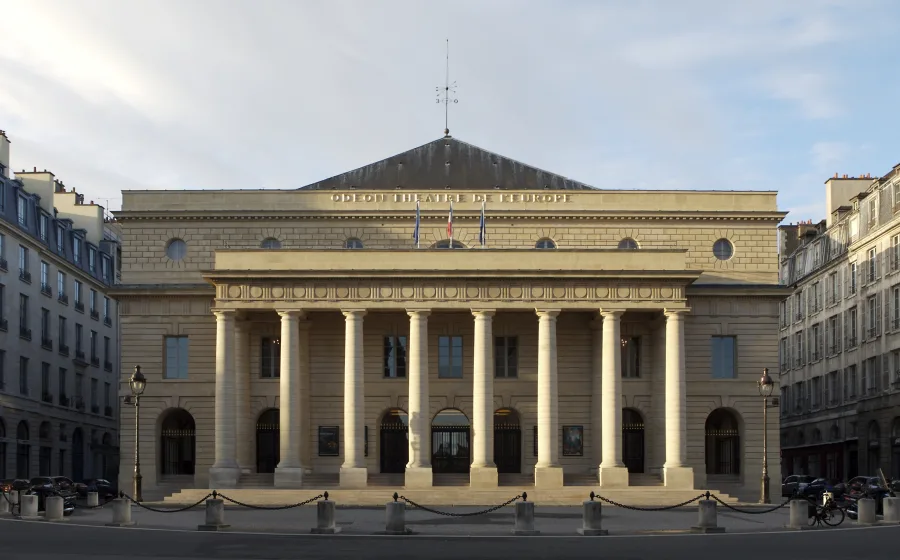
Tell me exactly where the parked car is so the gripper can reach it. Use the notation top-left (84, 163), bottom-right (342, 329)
top-left (782, 475), bottom-right (816, 497)
top-left (76, 479), bottom-right (117, 499)
top-left (0, 479), bottom-right (32, 493)
top-left (846, 484), bottom-right (891, 519)
top-left (50, 476), bottom-right (77, 496)
top-left (25, 478), bottom-right (75, 515)
top-left (844, 476), bottom-right (883, 500)
top-left (797, 478), bottom-right (837, 500)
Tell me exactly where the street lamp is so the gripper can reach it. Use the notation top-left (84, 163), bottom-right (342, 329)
top-left (758, 368), bottom-right (775, 504)
top-left (130, 365), bottom-right (147, 502)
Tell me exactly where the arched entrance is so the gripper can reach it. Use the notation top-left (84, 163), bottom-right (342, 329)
top-left (431, 409), bottom-right (470, 474)
top-left (493, 408), bottom-right (521, 474)
top-left (16, 421), bottom-right (30, 479)
top-left (379, 408), bottom-right (409, 473)
top-left (622, 408), bottom-right (645, 473)
top-left (256, 409), bottom-right (280, 474)
top-left (867, 421), bottom-right (881, 473)
top-left (160, 408), bottom-right (196, 476)
top-left (705, 409), bottom-right (741, 475)
top-left (72, 427), bottom-right (84, 481)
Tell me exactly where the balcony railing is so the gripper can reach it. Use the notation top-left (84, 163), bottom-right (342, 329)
top-left (893, 318), bottom-right (900, 331)
top-left (19, 269), bottom-right (31, 283)
top-left (74, 301), bottom-right (84, 312)
top-left (0, 257), bottom-right (6, 271)
top-left (104, 406), bottom-right (113, 417)
top-left (90, 404), bottom-right (100, 414)
top-left (90, 310), bottom-right (99, 321)
top-left (90, 356), bottom-right (100, 367)
top-left (75, 399), bottom-right (85, 412)
top-left (848, 337), bottom-right (858, 347)
top-left (59, 395), bottom-right (70, 407)
top-left (40, 283), bottom-right (52, 297)
top-left (58, 343), bottom-right (69, 356)
top-left (103, 316), bottom-right (112, 327)
top-left (867, 328), bottom-right (877, 339)
top-left (19, 326), bottom-right (32, 340)
top-left (58, 293), bottom-right (68, 305)
top-left (104, 360), bottom-right (113, 372)
top-left (41, 392), bottom-right (53, 404)
top-left (74, 350), bottom-right (87, 365)
top-left (41, 337), bottom-right (53, 350)
top-left (0, 318), bottom-right (7, 331)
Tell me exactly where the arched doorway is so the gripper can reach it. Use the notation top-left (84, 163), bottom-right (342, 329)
top-left (867, 421), bottom-right (881, 473)
top-left (705, 409), bottom-right (740, 475)
top-left (16, 421), bottom-right (30, 479)
top-left (160, 409), bottom-right (196, 476)
top-left (494, 409), bottom-right (521, 474)
top-left (256, 409), bottom-right (280, 474)
top-left (431, 409), bottom-right (470, 474)
top-left (379, 408), bottom-right (408, 473)
top-left (0, 418), bottom-right (6, 479)
top-left (72, 427), bottom-right (84, 481)
top-left (891, 418), bottom-right (900, 480)
top-left (622, 408), bottom-right (645, 473)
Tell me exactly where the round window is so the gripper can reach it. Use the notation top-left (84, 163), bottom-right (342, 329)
top-left (713, 238), bottom-right (734, 260)
top-left (535, 238), bottom-right (556, 249)
top-left (165, 238), bottom-right (187, 261)
top-left (260, 237), bottom-right (282, 249)
top-left (618, 238), bottom-right (639, 250)
top-left (345, 238), bottom-right (364, 249)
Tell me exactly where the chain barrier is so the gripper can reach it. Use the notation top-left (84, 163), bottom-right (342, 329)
top-left (73, 495), bottom-right (117, 509)
top-left (216, 490), bottom-right (324, 510)
top-left (590, 491), bottom-right (707, 511)
top-left (1, 490), bottom-right (19, 516)
top-left (121, 491), bottom-right (213, 513)
top-left (396, 491), bottom-right (524, 517)
top-left (708, 492), bottom-right (792, 514)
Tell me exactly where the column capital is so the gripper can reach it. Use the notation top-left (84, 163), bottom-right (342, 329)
top-left (276, 309), bottom-right (306, 319)
top-left (535, 308), bottom-right (561, 318)
top-left (212, 309), bottom-right (238, 320)
top-left (341, 309), bottom-right (367, 318)
top-left (472, 309), bottom-right (496, 317)
top-left (406, 309), bottom-right (432, 318)
top-left (599, 308), bottom-right (625, 319)
top-left (663, 307), bottom-right (692, 318)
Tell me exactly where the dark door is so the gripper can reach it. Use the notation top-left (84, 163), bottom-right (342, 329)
top-left (72, 429), bottom-right (84, 482)
top-left (494, 424), bottom-right (521, 474)
top-left (380, 422), bottom-right (409, 473)
top-left (256, 410), bottom-right (280, 474)
top-left (622, 409), bottom-right (645, 474)
top-left (432, 427), bottom-right (470, 474)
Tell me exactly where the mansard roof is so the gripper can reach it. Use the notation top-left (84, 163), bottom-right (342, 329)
top-left (298, 136), bottom-right (597, 191)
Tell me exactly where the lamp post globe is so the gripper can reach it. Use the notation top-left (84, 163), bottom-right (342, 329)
top-left (758, 368), bottom-right (774, 398)
top-left (758, 367), bottom-right (774, 504)
top-left (130, 365), bottom-right (146, 396)
top-left (130, 365), bottom-right (147, 502)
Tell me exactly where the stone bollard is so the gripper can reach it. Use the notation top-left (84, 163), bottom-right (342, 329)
top-left (0, 493), bottom-right (11, 516)
top-left (512, 493), bottom-right (539, 535)
top-left (882, 497), bottom-right (900, 524)
top-left (106, 498), bottom-right (136, 527)
top-left (691, 499), bottom-right (725, 533)
top-left (384, 494), bottom-right (408, 535)
top-left (577, 494), bottom-right (607, 536)
top-left (44, 496), bottom-right (67, 522)
top-left (10, 490), bottom-right (20, 506)
top-left (19, 495), bottom-right (40, 520)
top-left (856, 498), bottom-right (877, 526)
top-left (87, 492), bottom-right (100, 508)
top-left (198, 496), bottom-right (229, 531)
top-left (786, 499), bottom-right (811, 530)
top-left (311, 493), bottom-right (340, 534)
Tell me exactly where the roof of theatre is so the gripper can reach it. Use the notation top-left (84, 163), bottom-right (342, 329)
top-left (298, 136), bottom-right (597, 191)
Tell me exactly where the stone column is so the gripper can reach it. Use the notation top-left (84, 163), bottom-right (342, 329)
top-left (405, 309), bottom-right (432, 488)
top-left (340, 309), bottom-right (367, 488)
top-left (534, 309), bottom-right (563, 488)
top-left (471, 309), bottom-right (498, 487)
top-left (209, 309), bottom-right (240, 488)
top-left (275, 310), bottom-right (304, 487)
top-left (598, 309), bottom-right (628, 487)
top-left (234, 318), bottom-right (253, 474)
top-left (298, 318), bottom-right (312, 469)
top-left (590, 315), bottom-right (603, 475)
top-left (663, 308), bottom-right (694, 488)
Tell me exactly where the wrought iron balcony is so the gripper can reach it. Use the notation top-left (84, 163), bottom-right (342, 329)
top-left (104, 360), bottom-right (113, 372)
top-left (59, 395), bottom-right (70, 407)
top-left (90, 356), bottom-right (100, 367)
top-left (19, 269), bottom-right (31, 283)
top-left (104, 406), bottom-right (113, 417)
top-left (58, 293), bottom-right (68, 305)
top-left (74, 350), bottom-right (87, 366)
top-left (90, 404), bottom-right (100, 414)
top-left (103, 316), bottom-right (112, 327)
top-left (19, 326), bottom-right (32, 340)
top-left (40, 283), bottom-right (52, 297)
top-left (0, 318), bottom-right (7, 331)
top-left (0, 257), bottom-right (6, 271)
top-left (58, 343), bottom-right (69, 356)
top-left (90, 310), bottom-right (99, 321)
top-left (74, 301), bottom-right (84, 312)
top-left (41, 337), bottom-right (53, 350)
top-left (42, 392), bottom-right (53, 404)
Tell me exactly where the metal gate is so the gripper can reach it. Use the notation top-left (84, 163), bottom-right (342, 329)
top-left (705, 428), bottom-right (740, 475)
top-left (256, 410), bottom-right (280, 474)
top-left (622, 410), bottom-right (645, 474)
top-left (380, 421), bottom-right (409, 473)
top-left (432, 426), bottom-right (470, 473)
top-left (494, 424), bottom-right (521, 474)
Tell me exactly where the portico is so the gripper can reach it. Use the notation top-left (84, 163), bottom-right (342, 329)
top-left (202, 248), bottom-right (699, 490)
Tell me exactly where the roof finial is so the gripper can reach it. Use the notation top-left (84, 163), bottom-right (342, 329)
top-left (436, 38), bottom-right (458, 137)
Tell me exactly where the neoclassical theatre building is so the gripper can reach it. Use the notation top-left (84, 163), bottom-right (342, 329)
top-left (114, 136), bottom-right (786, 500)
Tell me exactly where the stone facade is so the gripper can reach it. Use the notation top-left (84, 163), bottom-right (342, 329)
top-left (113, 136), bottom-right (786, 501)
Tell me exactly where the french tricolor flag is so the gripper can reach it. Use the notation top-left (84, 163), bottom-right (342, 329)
top-left (447, 201), bottom-right (454, 246)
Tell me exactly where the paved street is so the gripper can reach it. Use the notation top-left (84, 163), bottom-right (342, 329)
top-left (1, 515), bottom-right (899, 560)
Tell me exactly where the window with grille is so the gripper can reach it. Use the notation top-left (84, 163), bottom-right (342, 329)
top-left (260, 337), bottom-right (280, 378)
top-left (383, 336), bottom-right (408, 378)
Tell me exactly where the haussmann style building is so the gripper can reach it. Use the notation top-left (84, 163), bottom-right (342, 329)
top-left (113, 135), bottom-right (787, 503)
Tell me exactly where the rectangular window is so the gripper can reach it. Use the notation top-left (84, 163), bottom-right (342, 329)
top-left (88, 248), bottom-right (96, 273)
top-left (850, 262), bottom-right (858, 294)
top-left (828, 315), bottom-right (839, 355)
top-left (103, 297), bottom-right (110, 322)
top-left (58, 316), bottom-right (67, 348)
top-left (894, 286), bottom-right (900, 331)
top-left (56, 224), bottom-right (65, 253)
top-left (40, 261), bottom-right (49, 290)
top-left (40, 308), bottom-right (50, 343)
top-left (19, 356), bottom-right (28, 395)
top-left (260, 337), bottom-right (281, 378)
top-left (868, 247), bottom-right (877, 283)
top-left (75, 323), bottom-right (83, 353)
top-left (104, 382), bottom-right (110, 410)
top-left (779, 337), bottom-right (789, 372)
top-left (89, 289), bottom-right (97, 314)
top-left (811, 323), bottom-right (821, 361)
top-left (39, 214), bottom-right (48, 242)
top-left (58, 368), bottom-right (67, 400)
top-left (438, 335), bottom-right (463, 378)
top-left (847, 307), bottom-right (858, 347)
top-left (103, 336), bottom-right (110, 366)
top-left (57, 271), bottom-right (66, 299)
top-left (621, 336), bottom-right (640, 378)
top-left (75, 372), bottom-right (83, 399)
top-left (0, 233), bottom-right (4, 263)
top-left (164, 336), bottom-right (189, 379)
top-left (90, 378), bottom-right (98, 409)
top-left (17, 196), bottom-right (27, 226)
top-left (893, 235), bottom-right (900, 271)
top-left (866, 295), bottom-right (877, 339)
top-left (74, 281), bottom-right (82, 306)
top-left (828, 272), bottom-right (838, 305)
top-left (41, 362), bottom-right (50, 398)
top-left (19, 293), bottom-right (29, 333)
top-left (18, 245), bottom-right (28, 277)
top-left (811, 376), bottom-right (821, 408)
top-left (794, 331), bottom-right (804, 367)
top-left (382, 335), bottom-right (407, 378)
top-left (89, 330), bottom-right (97, 362)
top-left (0, 350), bottom-right (5, 391)
top-left (494, 336), bottom-right (519, 378)
top-left (894, 350), bottom-right (900, 383)
top-left (711, 335), bottom-right (737, 379)
top-left (73, 237), bottom-right (81, 264)
top-left (101, 256), bottom-right (109, 281)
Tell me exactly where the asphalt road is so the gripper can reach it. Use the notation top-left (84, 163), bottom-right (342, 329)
top-left (2, 518), bottom-right (900, 560)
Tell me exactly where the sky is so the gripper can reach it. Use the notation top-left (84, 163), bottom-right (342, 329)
top-left (0, 0), bottom-right (898, 222)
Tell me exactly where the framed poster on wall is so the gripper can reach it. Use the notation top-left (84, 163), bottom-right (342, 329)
top-left (562, 425), bottom-right (584, 456)
top-left (318, 426), bottom-right (340, 456)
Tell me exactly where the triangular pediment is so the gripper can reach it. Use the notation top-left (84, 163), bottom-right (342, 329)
top-left (299, 136), bottom-right (596, 191)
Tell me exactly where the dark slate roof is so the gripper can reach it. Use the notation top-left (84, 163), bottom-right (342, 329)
top-left (298, 136), bottom-right (597, 191)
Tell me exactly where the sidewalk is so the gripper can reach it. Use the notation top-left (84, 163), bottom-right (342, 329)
top-left (57, 501), bottom-right (801, 536)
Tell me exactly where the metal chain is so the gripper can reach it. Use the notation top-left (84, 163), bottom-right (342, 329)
top-left (398, 493), bottom-right (523, 517)
top-left (216, 492), bottom-right (324, 510)
top-left (709, 493), bottom-right (792, 514)
top-left (121, 492), bottom-right (212, 513)
top-left (592, 492), bottom-right (706, 511)
top-left (1, 491), bottom-right (19, 516)
top-left (74, 496), bottom-right (116, 509)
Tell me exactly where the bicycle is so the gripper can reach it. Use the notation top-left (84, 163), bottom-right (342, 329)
top-left (808, 495), bottom-right (845, 527)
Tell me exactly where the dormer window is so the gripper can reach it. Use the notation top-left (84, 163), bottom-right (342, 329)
top-left (101, 255), bottom-right (109, 281)
top-left (39, 214), bottom-right (48, 242)
top-left (73, 236), bottom-right (81, 264)
top-left (88, 247), bottom-right (96, 273)
top-left (56, 224), bottom-right (65, 253)
top-left (16, 195), bottom-right (27, 226)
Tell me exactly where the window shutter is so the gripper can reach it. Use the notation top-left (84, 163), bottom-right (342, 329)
top-left (882, 353), bottom-right (890, 391)
top-left (876, 292), bottom-right (883, 337)
top-left (836, 317), bottom-right (842, 352)
top-left (818, 325), bottom-right (823, 358)
top-left (858, 261), bottom-right (864, 289)
top-left (824, 321), bottom-right (830, 354)
top-left (836, 269), bottom-right (842, 301)
top-left (843, 311), bottom-right (849, 348)
top-left (818, 285), bottom-right (824, 311)
top-left (862, 302), bottom-right (869, 340)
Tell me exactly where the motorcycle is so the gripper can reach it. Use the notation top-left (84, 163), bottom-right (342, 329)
top-left (846, 486), bottom-right (892, 520)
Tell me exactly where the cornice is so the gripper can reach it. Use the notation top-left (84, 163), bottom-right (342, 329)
top-left (108, 283), bottom-right (214, 298)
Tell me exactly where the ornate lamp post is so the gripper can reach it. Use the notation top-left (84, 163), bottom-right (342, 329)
top-left (758, 368), bottom-right (775, 504)
top-left (129, 365), bottom-right (147, 502)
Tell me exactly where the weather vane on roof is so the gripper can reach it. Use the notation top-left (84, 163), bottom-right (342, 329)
top-left (436, 38), bottom-right (458, 137)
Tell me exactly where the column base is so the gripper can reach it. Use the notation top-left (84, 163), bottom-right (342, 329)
top-left (663, 466), bottom-right (695, 489)
top-left (470, 466), bottom-right (499, 488)
top-left (534, 466), bottom-right (564, 488)
top-left (339, 467), bottom-right (368, 489)
top-left (274, 466), bottom-right (305, 488)
top-left (208, 466), bottom-right (241, 489)
top-left (404, 467), bottom-right (433, 488)
top-left (598, 466), bottom-right (629, 488)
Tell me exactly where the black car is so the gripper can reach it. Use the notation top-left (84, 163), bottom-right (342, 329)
top-left (76, 478), bottom-right (117, 499)
top-left (26, 478), bottom-right (75, 515)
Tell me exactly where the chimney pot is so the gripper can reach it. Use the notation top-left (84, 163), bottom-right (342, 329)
top-left (33, 166), bottom-right (36, 172)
